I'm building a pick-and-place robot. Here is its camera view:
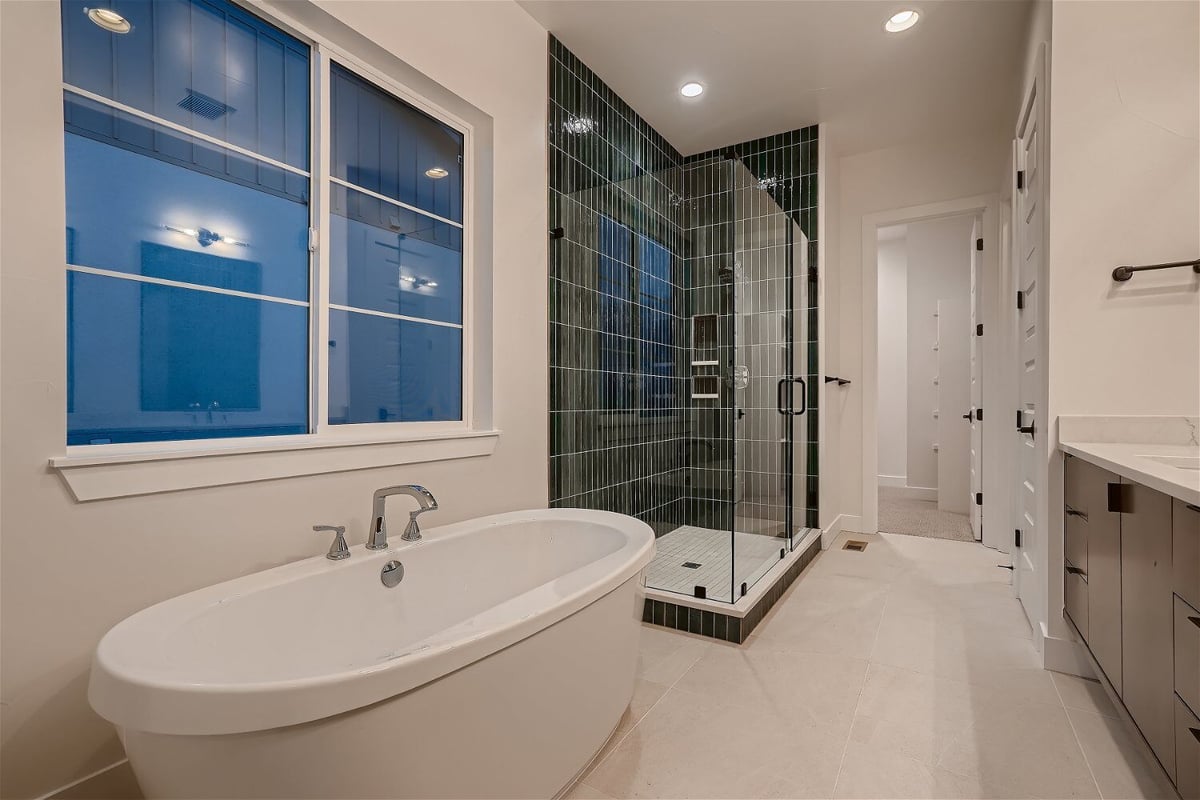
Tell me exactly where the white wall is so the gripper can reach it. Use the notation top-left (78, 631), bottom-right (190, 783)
top-left (834, 130), bottom-right (1011, 525)
top-left (0, 2), bottom-right (549, 797)
top-left (876, 235), bottom-right (908, 482)
top-left (905, 216), bottom-right (974, 491)
top-left (1039, 0), bottom-right (1199, 647)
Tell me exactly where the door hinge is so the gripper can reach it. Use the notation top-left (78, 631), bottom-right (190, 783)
top-left (1014, 529), bottom-right (1023, 548)
top-left (307, 227), bottom-right (318, 252)
top-left (549, 227), bottom-right (565, 240)
top-left (975, 492), bottom-right (983, 506)
top-left (1016, 169), bottom-right (1025, 190)
top-left (976, 323), bottom-right (983, 336)
top-left (976, 238), bottom-right (984, 251)
top-left (976, 407), bottom-right (983, 421)
top-left (1016, 290), bottom-right (1025, 310)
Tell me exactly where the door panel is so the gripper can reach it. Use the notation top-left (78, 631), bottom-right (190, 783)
top-left (968, 218), bottom-right (983, 537)
top-left (936, 298), bottom-right (970, 514)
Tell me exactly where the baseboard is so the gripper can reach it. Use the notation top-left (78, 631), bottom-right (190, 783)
top-left (821, 514), bottom-right (847, 548)
top-left (877, 474), bottom-right (907, 488)
top-left (40, 759), bottom-right (141, 800)
top-left (1040, 621), bottom-right (1096, 679)
top-left (881, 484), bottom-right (937, 502)
top-left (837, 514), bottom-right (866, 535)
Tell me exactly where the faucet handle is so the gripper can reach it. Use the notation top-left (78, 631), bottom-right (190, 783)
top-left (314, 525), bottom-right (350, 561)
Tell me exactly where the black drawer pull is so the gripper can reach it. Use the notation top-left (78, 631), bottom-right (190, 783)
top-left (1190, 616), bottom-right (1200, 630)
top-left (1066, 565), bottom-right (1086, 576)
top-left (1192, 727), bottom-right (1200, 744)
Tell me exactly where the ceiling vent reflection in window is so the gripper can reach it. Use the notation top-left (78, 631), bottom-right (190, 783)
top-left (177, 90), bottom-right (235, 121)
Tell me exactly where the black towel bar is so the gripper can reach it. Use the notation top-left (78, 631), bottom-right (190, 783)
top-left (1112, 258), bottom-right (1200, 282)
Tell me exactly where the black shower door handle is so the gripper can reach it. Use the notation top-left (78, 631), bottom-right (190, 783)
top-left (777, 379), bottom-right (789, 415)
top-left (791, 377), bottom-right (807, 416)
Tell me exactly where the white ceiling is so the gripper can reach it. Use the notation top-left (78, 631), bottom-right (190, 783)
top-left (519, 0), bottom-right (1032, 157)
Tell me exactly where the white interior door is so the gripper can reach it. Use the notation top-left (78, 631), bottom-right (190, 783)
top-left (936, 298), bottom-right (970, 514)
top-left (1014, 64), bottom-right (1045, 621)
top-left (968, 218), bottom-right (983, 539)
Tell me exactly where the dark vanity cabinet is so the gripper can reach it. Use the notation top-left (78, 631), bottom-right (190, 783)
top-left (1064, 455), bottom-right (1200, 796)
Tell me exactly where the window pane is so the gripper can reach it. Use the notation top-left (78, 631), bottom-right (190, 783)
top-left (328, 311), bottom-right (462, 424)
top-left (61, 0), bottom-right (310, 173)
top-left (329, 183), bottom-right (462, 324)
top-left (67, 271), bottom-right (309, 445)
top-left (330, 63), bottom-right (463, 223)
top-left (65, 125), bottom-right (310, 301)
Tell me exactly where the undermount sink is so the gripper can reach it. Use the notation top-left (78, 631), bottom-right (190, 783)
top-left (1141, 454), bottom-right (1200, 471)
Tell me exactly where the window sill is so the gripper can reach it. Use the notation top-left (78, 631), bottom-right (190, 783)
top-left (50, 429), bottom-right (502, 501)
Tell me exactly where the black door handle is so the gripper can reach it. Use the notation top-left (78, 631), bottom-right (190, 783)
top-left (963, 412), bottom-right (973, 421)
top-left (777, 379), bottom-right (789, 416)
top-left (1016, 410), bottom-right (1036, 439)
top-left (792, 377), bottom-right (807, 416)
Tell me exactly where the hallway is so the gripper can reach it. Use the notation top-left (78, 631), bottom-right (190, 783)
top-left (570, 532), bottom-right (1174, 799)
top-left (877, 487), bottom-right (974, 542)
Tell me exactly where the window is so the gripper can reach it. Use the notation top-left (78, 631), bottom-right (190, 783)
top-left (61, 0), bottom-right (468, 447)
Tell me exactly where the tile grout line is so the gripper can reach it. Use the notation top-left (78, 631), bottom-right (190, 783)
top-left (1050, 670), bottom-right (1106, 799)
top-left (830, 557), bottom-right (893, 797)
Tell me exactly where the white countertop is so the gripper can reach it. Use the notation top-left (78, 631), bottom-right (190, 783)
top-left (1059, 440), bottom-right (1200, 507)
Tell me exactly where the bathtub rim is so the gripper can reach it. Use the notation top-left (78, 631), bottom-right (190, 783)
top-left (88, 507), bottom-right (653, 736)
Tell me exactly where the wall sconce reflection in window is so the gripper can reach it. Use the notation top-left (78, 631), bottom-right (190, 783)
top-left (165, 224), bottom-right (248, 248)
top-left (563, 116), bottom-right (596, 135)
top-left (399, 272), bottom-right (438, 289)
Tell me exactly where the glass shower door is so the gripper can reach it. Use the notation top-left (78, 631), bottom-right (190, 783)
top-left (729, 163), bottom-right (808, 599)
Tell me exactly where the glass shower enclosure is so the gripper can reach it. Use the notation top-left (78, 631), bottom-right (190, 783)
top-left (644, 154), bottom-right (817, 604)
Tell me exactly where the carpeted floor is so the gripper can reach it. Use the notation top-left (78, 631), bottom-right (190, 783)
top-left (877, 487), bottom-right (975, 541)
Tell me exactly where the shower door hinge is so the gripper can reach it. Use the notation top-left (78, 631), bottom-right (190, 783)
top-left (976, 238), bottom-right (984, 251)
top-left (975, 492), bottom-right (984, 506)
top-left (976, 323), bottom-right (984, 336)
top-left (308, 227), bottom-right (318, 252)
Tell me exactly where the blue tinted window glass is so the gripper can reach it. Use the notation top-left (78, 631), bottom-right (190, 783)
top-left (62, 0), bottom-right (312, 445)
top-left (638, 237), bottom-right (674, 412)
top-left (598, 216), bottom-right (633, 410)
top-left (329, 183), bottom-right (462, 324)
top-left (67, 271), bottom-right (308, 444)
top-left (328, 311), bottom-right (462, 423)
top-left (330, 63), bottom-right (463, 223)
top-left (65, 129), bottom-right (310, 301)
top-left (61, 0), bottom-right (310, 172)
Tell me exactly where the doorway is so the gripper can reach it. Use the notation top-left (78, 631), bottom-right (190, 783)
top-left (874, 215), bottom-right (977, 541)
top-left (860, 192), bottom-right (1008, 552)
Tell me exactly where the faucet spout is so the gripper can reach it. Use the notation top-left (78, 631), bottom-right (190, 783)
top-left (368, 485), bottom-right (439, 549)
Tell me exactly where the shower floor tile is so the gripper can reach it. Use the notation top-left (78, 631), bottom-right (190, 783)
top-left (646, 525), bottom-right (786, 603)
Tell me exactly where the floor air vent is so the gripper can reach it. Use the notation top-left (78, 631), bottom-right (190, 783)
top-left (843, 540), bottom-right (868, 552)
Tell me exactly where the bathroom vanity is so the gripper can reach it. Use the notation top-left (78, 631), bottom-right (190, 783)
top-left (1059, 417), bottom-right (1200, 799)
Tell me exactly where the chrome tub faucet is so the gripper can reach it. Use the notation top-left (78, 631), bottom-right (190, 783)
top-left (368, 485), bottom-right (439, 548)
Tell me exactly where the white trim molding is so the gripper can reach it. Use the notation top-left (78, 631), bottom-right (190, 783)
top-left (51, 429), bottom-right (500, 501)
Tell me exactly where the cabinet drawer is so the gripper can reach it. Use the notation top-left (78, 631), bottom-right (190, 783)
top-left (1065, 562), bottom-right (1088, 640)
top-left (1179, 595), bottom-right (1200, 718)
top-left (1066, 514), bottom-right (1088, 574)
top-left (1177, 500), bottom-right (1200, 612)
top-left (1177, 694), bottom-right (1200, 799)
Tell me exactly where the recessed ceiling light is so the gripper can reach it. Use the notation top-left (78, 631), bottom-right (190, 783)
top-left (680, 82), bottom-right (704, 98)
top-left (424, 167), bottom-right (449, 179)
top-left (885, 9), bottom-right (920, 32)
top-left (86, 7), bottom-right (132, 33)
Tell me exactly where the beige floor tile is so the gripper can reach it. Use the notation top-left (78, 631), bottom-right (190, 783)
top-left (835, 739), bottom-right (1035, 799)
top-left (674, 640), bottom-right (869, 729)
top-left (752, 574), bottom-right (889, 658)
top-left (635, 624), bottom-right (713, 686)
top-left (563, 781), bottom-right (615, 799)
top-left (1052, 672), bottom-right (1120, 719)
top-left (584, 687), bottom-right (845, 799)
top-left (1067, 707), bottom-right (1177, 799)
top-left (869, 607), bottom-right (1041, 681)
top-left (935, 701), bottom-right (1100, 799)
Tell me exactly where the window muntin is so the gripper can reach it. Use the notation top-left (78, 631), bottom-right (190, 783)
top-left (326, 62), bottom-right (465, 425)
top-left (61, 1), bottom-right (473, 447)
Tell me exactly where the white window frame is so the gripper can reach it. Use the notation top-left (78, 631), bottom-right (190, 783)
top-left (51, 0), bottom-right (498, 501)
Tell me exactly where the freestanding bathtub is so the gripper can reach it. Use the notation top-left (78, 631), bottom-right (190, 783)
top-left (88, 508), bottom-right (655, 799)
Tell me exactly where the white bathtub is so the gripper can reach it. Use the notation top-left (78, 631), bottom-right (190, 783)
top-left (89, 508), bottom-right (654, 799)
